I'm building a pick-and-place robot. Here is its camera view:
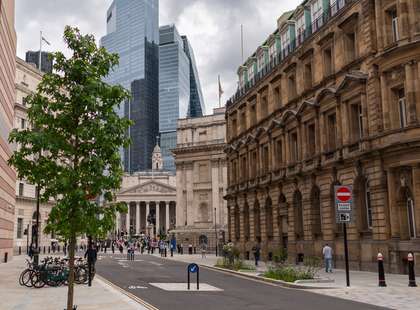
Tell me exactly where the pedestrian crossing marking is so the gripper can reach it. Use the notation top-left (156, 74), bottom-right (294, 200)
top-left (149, 283), bottom-right (223, 291)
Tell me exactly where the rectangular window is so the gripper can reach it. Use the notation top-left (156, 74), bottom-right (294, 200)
top-left (276, 139), bottom-right (283, 167)
top-left (311, 0), bottom-right (324, 32)
top-left (251, 150), bottom-right (257, 178)
top-left (273, 87), bottom-right (281, 107)
top-left (281, 30), bottom-right (291, 57)
top-left (250, 104), bottom-right (257, 126)
top-left (21, 118), bottom-right (26, 130)
top-left (407, 198), bottom-right (416, 239)
top-left (365, 185), bottom-right (373, 229)
top-left (304, 62), bottom-right (313, 90)
top-left (257, 53), bottom-right (265, 72)
top-left (345, 32), bottom-right (357, 63)
top-left (290, 132), bottom-right (299, 162)
top-left (398, 88), bottom-right (407, 128)
top-left (262, 145), bottom-right (269, 173)
top-left (231, 118), bottom-right (238, 137)
top-left (288, 74), bottom-right (297, 100)
top-left (327, 113), bottom-right (337, 151)
top-left (199, 164), bottom-right (209, 182)
top-left (261, 96), bottom-right (268, 118)
top-left (17, 218), bottom-right (23, 239)
top-left (248, 64), bottom-right (255, 82)
top-left (390, 9), bottom-right (399, 42)
top-left (269, 44), bottom-right (276, 62)
top-left (307, 123), bottom-right (316, 156)
top-left (351, 103), bottom-right (363, 141)
top-left (240, 109), bottom-right (247, 132)
top-left (296, 14), bottom-right (306, 44)
top-left (323, 47), bottom-right (333, 77)
top-left (18, 182), bottom-right (24, 196)
top-left (241, 156), bottom-right (248, 181)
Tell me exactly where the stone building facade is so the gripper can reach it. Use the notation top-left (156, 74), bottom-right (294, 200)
top-left (115, 143), bottom-right (176, 238)
top-left (0, 0), bottom-right (16, 263)
top-left (225, 0), bottom-right (420, 273)
top-left (172, 107), bottom-right (228, 250)
top-left (13, 58), bottom-right (58, 253)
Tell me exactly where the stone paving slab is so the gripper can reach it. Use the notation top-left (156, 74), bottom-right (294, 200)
top-left (0, 255), bottom-right (148, 310)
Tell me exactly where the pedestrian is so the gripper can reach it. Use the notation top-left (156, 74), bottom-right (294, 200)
top-left (252, 244), bottom-right (260, 266)
top-left (201, 243), bottom-right (207, 259)
top-left (322, 244), bottom-right (333, 273)
top-left (85, 243), bottom-right (98, 283)
top-left (119, 244), bottom-right (123, 254)
top-left (111, 242), bottom-right (115, 254)
top-left (188, 243), bottom-right (193, 255)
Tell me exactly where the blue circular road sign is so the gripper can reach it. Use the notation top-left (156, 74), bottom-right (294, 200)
top-left (188, 263), bottom-right (199, 273)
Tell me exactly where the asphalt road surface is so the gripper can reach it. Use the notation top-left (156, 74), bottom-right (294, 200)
top-left (96, 253), bottom-right (388, 310)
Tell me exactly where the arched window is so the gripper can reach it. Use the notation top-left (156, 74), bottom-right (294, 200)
top-left (254, 200), bottom-right (261, 241)
top-left (265, 197), bottom-right (273, 239)
top-left (310, 186), bottom-right (322, 237)
top-left (293, 191), bottom-right (304, 239)
top-left (354, 177), bottom-right (372, 232)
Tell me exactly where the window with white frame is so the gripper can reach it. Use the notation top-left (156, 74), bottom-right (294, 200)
top-left (390, 9), bottom-right (399, 42)
top-left (248, 63), bottom-right (255, 81)
top-left (397, 88), bottom-right (407, 128)
top-left (330, 0), bottom-right (346, 15)
top-left (296, 14), bottom-right (306, 44)
top-left (257, 53), bottom-right (265, 72)
top-left (269, 43), bottom-right (276, 62)
top-left (311, 0), bottom-right (324, 32)
top-left (281, 30), bottom-right (290, 56)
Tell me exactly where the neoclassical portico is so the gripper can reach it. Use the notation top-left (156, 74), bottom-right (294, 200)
top-left (115, 142), bottom-right (177, 237)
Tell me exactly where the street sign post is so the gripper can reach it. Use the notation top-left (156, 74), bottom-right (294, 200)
top-left (187, 263), bottom-right (199, 290)
top-left (335, 185), bottom-right (352, 287)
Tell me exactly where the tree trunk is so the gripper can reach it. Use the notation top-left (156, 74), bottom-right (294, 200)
top-left (67, 233), bottom-right (76, 310)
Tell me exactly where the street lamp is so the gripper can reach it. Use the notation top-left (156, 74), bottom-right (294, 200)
top-left (214, 207), bottom-right (218, 257)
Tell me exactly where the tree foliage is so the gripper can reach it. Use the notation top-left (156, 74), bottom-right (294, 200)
top-left (8, 26), bottom-right (131, 309)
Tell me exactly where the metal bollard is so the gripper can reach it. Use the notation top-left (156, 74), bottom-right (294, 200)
top-left (48, 246), bottom-right (50, 254)
top-left (408, 253), bottom-right (417, 287)
top-left (19, 246), bottom-right (21, 255)
top-left (4, 252), bottom-right (8, 263)
top-left (377, 253), bottom-right (387, 287)
top-left (43, 246), bottom-right (46, 254)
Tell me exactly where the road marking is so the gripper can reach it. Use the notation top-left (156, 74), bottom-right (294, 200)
top-left (149, 283), bottom-right (223, 292)
top-left (149, 262), bottom-right (163, 266)
top-left (128, 285), bottom-right (148, 290)
top-left (96, 275), bottom-right (159, 310)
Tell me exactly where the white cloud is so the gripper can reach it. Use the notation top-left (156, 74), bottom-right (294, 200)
top-left (16, 0), bottom-right (302, 114)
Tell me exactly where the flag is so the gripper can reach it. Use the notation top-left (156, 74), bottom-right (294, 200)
top-left (42, 36), bottom-right (51, 46)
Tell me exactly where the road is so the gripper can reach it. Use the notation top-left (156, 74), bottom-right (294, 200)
top-left (96, 253), bottom-right (388, 310)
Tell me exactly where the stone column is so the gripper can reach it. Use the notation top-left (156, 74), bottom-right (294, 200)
top-left (415, 62), bottom-right (420, 121)
top-left (146, 202), bottom-right (150, 228)
top-left (156, 202), bottom-right (160, 235)
top-left (125, 203), bottom-right (131, 233)
top-left (405, 62), bottom-right (417, 124)
top-left (136, 202), bottom-right (140, 234)
top-left (165, 201), bottom-right (170, 232)
top-left (374, 0), bottom-right (384, 51)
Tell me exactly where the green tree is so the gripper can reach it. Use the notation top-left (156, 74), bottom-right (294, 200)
top-left (8, 26), bottom-right (131, 310)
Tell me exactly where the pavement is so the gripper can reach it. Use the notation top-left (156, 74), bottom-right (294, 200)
top-left (0, 254), bottom-right (149, 310)
top-left (95, 252), bottom-right (386, 310)
top-left (148, 252), bottom-right (420, 310)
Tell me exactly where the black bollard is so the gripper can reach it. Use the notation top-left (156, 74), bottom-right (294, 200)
top-left (43, 246), bottom-right (46, 254)
top-left (377, 253), bottom-right (387, 287)
top-left (48, 246), bottom-right (50, 254)
top-left (408, 253), bottom-right (417, 287)
top-left (19, 246), bottom-right (21, 255)
top-left (4, 252), bottom-right (8, 263)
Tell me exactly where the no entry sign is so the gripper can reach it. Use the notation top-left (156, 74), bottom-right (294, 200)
top-left (335, 185), bottom-right (352, 223)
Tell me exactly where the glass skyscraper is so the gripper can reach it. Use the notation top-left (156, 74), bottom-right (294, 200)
top-left (100, 0), bottom-right (159, 172)
top-left (159, 25), bottom-right (205, 171)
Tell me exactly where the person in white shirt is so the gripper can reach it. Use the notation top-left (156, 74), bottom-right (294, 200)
top-left (322, 244), bottom-right (333, 273)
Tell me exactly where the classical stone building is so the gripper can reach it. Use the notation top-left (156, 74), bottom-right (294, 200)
top-left (13, 58), bottom-right (58, 253)
top-left (115, 143), bottom-right (176, 237)
top-left (225, 0), bottom-right (420, 273)
top-left (0, 0), bottom-right (16, 263)
top-left (172, 107), bottom-right (227, 250)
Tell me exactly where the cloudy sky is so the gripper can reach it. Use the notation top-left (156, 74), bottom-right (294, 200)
top-left (16, 0), bottom-right (301, 114)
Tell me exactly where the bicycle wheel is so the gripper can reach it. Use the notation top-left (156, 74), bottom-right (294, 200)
top-left (19, 269), bottom-right (32, 287)
top-left (31, 271), bottom-right (46, 288)
top-left (75, 266), bottom-right (88, 284)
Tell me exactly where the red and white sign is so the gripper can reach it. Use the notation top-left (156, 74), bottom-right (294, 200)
top-left (336, 186), bottom-right (352, 202)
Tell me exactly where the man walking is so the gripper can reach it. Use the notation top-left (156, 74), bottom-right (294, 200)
top-left (252, 244), bottom-right (260, 266)
top-left (322, 244), bottom-right (333, 273)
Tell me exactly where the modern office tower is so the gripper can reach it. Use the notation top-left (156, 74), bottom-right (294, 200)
top-left (25, 51), bottom-right (53, 74)
top-left (0, 0), bottom-right (17, 263)
top-left (159, 25), bottom-right (205, 171)
top-left (100, 0), bottom-right (159, 172)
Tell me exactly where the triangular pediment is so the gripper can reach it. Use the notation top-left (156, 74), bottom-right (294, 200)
top-left (119, 180), bottom-right (176, 195)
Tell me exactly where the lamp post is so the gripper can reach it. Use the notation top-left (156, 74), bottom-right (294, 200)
top-left (214, 207), bottom-right (218, 257)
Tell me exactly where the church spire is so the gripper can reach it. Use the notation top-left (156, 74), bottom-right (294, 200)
top-left (152, 136), bottom-right (163, 170)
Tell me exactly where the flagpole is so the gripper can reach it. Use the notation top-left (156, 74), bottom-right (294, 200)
top-left (218, 75), bottom-right (221, 108)
top-left (39, 31), bottom-right (42, 71)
